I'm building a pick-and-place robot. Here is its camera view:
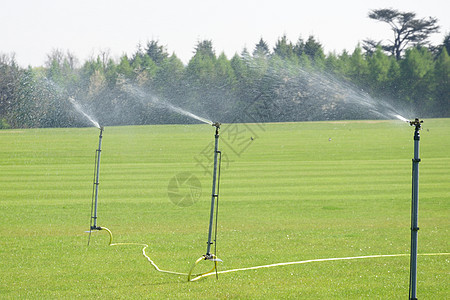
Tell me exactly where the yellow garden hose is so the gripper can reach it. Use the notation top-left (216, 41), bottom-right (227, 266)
top-left (92, 227), bottom-right (449, 282)
top-left (189, 252), bottom-right (450, 281)
top-left (98, 227), bottom-right (189, 276)
top-left (99, 227), bottom-right (113, 245)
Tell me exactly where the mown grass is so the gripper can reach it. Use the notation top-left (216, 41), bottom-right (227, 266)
top-left (0, 119), bottom-right (448, 298)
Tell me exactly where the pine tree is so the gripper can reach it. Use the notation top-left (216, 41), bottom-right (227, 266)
top-left (433, 48), bottom-right (450, 116)
top-left (304, 35), bottom-right (325, 68)
top-left (400, 46), bottom-right (435, 112)
top-left (116, 55), bottom-right (133, 79)
top-left (145, 40), bottom-right (169, 65)
top-left (253, 38), bottom-right (270, 58)
top-left (367, 47), bottom-right (391, 95)
top-left (348, 46), bottom-right (369, 86)
top-left (273, 35), bottom-right (295, 60)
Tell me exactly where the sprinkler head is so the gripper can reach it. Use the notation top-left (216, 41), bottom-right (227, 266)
top-left (409, 118), bottom-right (423, 129)
top-left (212, 122), bottom-right (221, 128)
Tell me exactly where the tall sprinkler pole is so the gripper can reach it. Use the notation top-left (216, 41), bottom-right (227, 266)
top-left (90, 127), bottom-right (104, 232)
top-left (409, 118), bottom-right (422, 300)
top-left (206, 122), bottom-right (221, 258)
top-left (188, 122), bottom-right (223, 281)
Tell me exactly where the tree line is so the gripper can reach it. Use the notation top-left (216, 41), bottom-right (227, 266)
top-left (0, 9), bottom-right (449, 129)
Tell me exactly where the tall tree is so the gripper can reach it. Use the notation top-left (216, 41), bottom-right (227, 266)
top-left (303, 35), bottom-right (325, 68)
top-left (364, 8), bottom-right (440, 60)
top-left (433, 48), bottom-right (450, 116)
top-left (273, 35), bottom-right (295, 60)
top-left (187, 40), bottom-right (217, 82)
top-left (253, 38), bottom-right (270, 58)
top-left (116, 55), bottom-right (133, 79)
top-left (193, 40), bottom-right (216, 60)
top-left (0, 54), bottom-right (20, 127)
top-left (185, 40), bottom-right (217, 117)
top-left (439, 33), bottom-right (450, 57)
top-left (367, 47), bottom-right (391, 96)
top-left (154, 53), bottom-right (184, 97)
top-left (293, 37), bottom-right (305, 57)
top-left (230, 53), bottom-right (252, 103)
top-left (347, 46), bottom-right (369, 86)
top-left (400, 46), bottom-right (435, 111)
top-left (145, 40), bottom-right (169, 65)
top-left (45, 49), bottom-right (79, 88)
top-left (215, 53), bottom-right (236, 88)
top-left (214, 53), bottom-right (237, 119)
top-left (386, 57), bottom-right (401, 102)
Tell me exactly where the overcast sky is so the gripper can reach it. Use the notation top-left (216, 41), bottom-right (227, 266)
top-left (1, 0), bottom-right (449, 67)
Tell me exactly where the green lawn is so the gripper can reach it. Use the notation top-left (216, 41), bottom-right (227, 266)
top-left (0, 119), bottom-right (448, 298)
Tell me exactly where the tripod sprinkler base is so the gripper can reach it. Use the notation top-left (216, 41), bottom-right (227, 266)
top-left (188, 253), bottom-right (222, 281)
top-left (91, 226), bottom-right (103, 230)
top-left (204, 254), bottom-right (223, 262)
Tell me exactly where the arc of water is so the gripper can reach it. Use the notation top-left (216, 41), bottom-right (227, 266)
top-left (69, 97), bottom-right (101, 129)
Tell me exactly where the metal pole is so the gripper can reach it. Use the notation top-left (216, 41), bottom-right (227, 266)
top-left (92, 127), bottom-right (104, 229)
top-left (409, 118), bottom-right (422, 300)
top-left (206, 123), bottom-right (220, 257)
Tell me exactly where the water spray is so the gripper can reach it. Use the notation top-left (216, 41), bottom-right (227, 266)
top-left (121, 83), bottom-right (214, 126)
top-left (188, 122), bottom-right (223, 281)
top-left (408, 118), bottom-right (423, 300)
top-left (69, 97), bottom-right (101, 129)
top-left (87, 126), bottom-right (106, 245)
top-left (394, 114), bottom-right (410, 123)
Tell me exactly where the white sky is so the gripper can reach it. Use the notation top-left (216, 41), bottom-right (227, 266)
top-left (1, 0), bottom-right (449, 67)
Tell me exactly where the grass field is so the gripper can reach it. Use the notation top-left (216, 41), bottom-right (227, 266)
top-left (0, 119), bottom-right (449, 299)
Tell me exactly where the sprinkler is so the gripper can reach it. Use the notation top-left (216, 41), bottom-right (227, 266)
top-left (408, 118), bottom-right (422, 300)
top-left (88, 126), bottom-right (105, 245)
top-left (188, 122), bottom-right (223, 281)
top-left (206, 122), bottom-right (222, 258)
